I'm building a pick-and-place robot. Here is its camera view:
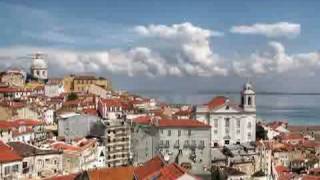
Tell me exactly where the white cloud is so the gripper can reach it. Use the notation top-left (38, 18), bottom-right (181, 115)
top-left (134, 22), bottom-right (228, 76)
top-left (230, 22), bottom-right (301, 38)
top-left (232, 41), bottom-right (320, 77)
top-left (1, 23), bottom-right (319, 79)
top-left (0, 23), bottom-right (228, 77)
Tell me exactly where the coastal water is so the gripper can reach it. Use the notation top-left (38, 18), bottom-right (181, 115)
top-left (135, 92), bottom-right (320, 125)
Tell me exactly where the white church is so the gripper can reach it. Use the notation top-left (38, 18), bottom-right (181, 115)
top-left (30, 53), bottom-right (48, 81)
top-left (195, 82), bottom-right (256, 146)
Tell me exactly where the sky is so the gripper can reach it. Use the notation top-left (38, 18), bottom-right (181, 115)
top-left (0, 0), bottom-right (320, 93)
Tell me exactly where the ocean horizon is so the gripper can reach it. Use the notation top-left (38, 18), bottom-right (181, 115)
top-left (133, 91), bottom-right (320, 125)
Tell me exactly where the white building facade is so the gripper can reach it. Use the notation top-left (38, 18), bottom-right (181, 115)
top-left (196, 82), bottom-right (256, 146)
top-left (31, 53), bottom-right (48, 81)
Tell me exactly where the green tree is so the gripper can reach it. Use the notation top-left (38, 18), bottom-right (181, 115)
top-left (67, 92), bottom-right (78, 101)
top-left (256, 124), bottom-right (267, 140)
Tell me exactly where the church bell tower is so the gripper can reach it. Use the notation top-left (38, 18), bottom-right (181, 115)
top-left (241, 81), bottom-right (256, 112)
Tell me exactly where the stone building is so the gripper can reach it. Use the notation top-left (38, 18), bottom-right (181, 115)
top-left (8, 141), bottom-right (63, 179)
top-left (50, 138), bottom-right (98, 174)
top-left (0, 68), bottom-right (26, 87)
top-left (58, 113), bottom-right (103, 139)
top-left (195, 81), bottom-right (256, 146)
top-left (30, 53), bottom-right (48, 81)
top-left (0, 141), bottom-right (23, 180)
top-left (63, 74), bottom-right (111, 93)
top-left (45, 79), bottom-right (64, 97)
top-left (131, 116), bottom-right (211, 174)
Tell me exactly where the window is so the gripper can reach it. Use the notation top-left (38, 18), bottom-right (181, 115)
top-left (214, 129), bottom-right (218, 134)
top-left (165, 140), bottom-right (170, 148)
top-left (225, 128), bottom-right (229, 134)
top-left (226, 106), bottom-right (229, 110)
top-left (248, 132), bottom-right (252, 139)
top-left (167, 130), bottom-right (171, 136)
top-left (178, 130), bottom-right (181, 137)
top-left (160, 129), bottom-right (163, 134)
top-left (225, 118), bottom-right (230, 127)
top-left (4, 166), bottom-right (10, 175)
top-left (214, 119), bottom-right (218, 127)
top-left (248, 96), bottom-right (252, 105)
top-left (199, 140), bottom-right (205, 147)
top-left (188, 129), bottom-right (191, 136)
top-left (237, 129), bottom-right (240, 134)
top-left (237, 120), bottom-right (241, 128)
top-left (160, 140), bottom-right (164, 146)
top-left (12, 165), bottom-right (19, 172)
top-left (247, 122), bottom-right (252, 128)
top-left (23, 162), bottom-right (28, 168)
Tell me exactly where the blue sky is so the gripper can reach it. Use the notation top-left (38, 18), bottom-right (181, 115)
top-left (1, 0), bottom-right (320, 92)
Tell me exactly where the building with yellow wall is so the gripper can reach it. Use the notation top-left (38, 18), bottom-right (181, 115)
top-left (63, 74), bottom-right (111, 93)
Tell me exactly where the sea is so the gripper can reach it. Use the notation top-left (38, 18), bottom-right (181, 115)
top-left (133, 91), bottom-right (320, 125)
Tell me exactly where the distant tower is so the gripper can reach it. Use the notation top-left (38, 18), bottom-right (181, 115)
top-left (31, 53), bottom-right (48, 81)
top-left (241, 81), bottom-right (256, 112)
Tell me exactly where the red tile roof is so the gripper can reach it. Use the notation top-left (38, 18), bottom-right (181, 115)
top-left (101, 98), bottom-right (124, 107)
top-left (45, 173), bottom-right (79, 180)
top-left (206, 96), bottom-right (228, 109)
top-left (280, 132), bottom-right (304, 141)
top-left (158, 163), bottom-right (187, 180)
top-left (157, 119), bottom-right (210, 128)
top-left (278, 173), bottom-right (296, 180)
top-left (275, 165), bottom-right (289, 175)
top-left (0, 119), bottom-right (43, 130)
top-left (134, 155), bottom-right (165, 180)
top-left (100, 98), bottom-right (131, 110)
top-left (88, 166), bottom-right (134, 180)
top-left (0, 141), bottom-right (22, 163)
top-left (133, 116), bottom-right (152, 125)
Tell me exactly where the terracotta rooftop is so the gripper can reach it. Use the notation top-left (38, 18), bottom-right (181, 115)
top-left (280, 132), bottom-right (304, 141)
top-left (133, 116), bottom-right (152, 125)
top-left (45, 173), bottom-right (79, 180)
top-left (8, 141), bottom-right (61, 157)
top-left (101, 99), bottom-right (124, 107)
top-left (157, 119), bottom-right (210, 128)
top-left (158, 163), bottom-right (187, 180)
top-left (0, 119), bottom-right (43, 130)
top-left (0, 141), bottom-right (22, 163)
top-left (275, 165), bottom-right (289, 175)
top-left (206, 96), bottom-right (227, 109)
top-left (134, 155), bottom-right (165, 180)
top-left (87, 166), bottom-right (134, 180)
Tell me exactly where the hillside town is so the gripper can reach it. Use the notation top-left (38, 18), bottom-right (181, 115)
top-left (0, 53), bottom-right (319, 180)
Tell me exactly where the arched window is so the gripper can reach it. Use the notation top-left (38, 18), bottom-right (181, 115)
top-left (248, 96), bottom-right (252, 105)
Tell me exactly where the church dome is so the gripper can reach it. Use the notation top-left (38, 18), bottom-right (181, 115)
top-left (31, 56), bottom-right (48, 69)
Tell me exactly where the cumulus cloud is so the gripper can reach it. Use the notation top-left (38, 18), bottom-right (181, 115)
top-left (232, 41), bottom-right (320, 77)
top-left (1, 22), bottom-right (318, 80)
top-left (134, 22), bottom-right (227, 76)
top-left (230, 22), bottom-right (301, 38)
top-left (0, 22), bottom-right (228, 78)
